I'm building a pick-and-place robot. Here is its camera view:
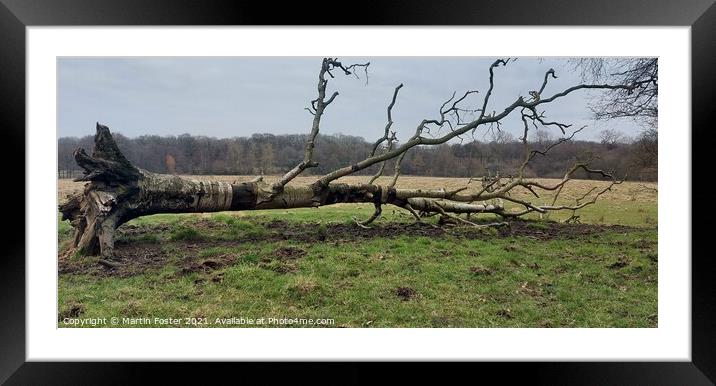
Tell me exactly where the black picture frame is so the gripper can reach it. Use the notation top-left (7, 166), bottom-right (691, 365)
top-left (1, 0), bottom-right (713, 383)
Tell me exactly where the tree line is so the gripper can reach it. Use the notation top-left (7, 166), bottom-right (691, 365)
top-left (58, 129), bottom-right (657, 181)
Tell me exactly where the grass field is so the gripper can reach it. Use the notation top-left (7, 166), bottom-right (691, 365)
top-left (58, 176), bottom-right (657, 328)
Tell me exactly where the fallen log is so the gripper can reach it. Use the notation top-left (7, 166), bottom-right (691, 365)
top-left (60, 124), bottom-right (507, 259)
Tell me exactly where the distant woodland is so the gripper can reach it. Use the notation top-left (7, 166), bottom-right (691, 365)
top-left (58, 129), bottom-right (657, 181)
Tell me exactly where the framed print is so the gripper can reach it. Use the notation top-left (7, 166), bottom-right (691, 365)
top-left (2, 0), bottom-right (714, 383)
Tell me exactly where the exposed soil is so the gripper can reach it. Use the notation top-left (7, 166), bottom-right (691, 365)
top-left (395, 286), bottom-right (417, 301)
top-left (260, 219), bottom-right (635, 244)
top-left (58, 302), bottom-right (85, 320)
top-left (58, 219), bottom-right (646, 278)
top-left (608, 255), bottom-right (631, 269)
top-left (58, 242), bottom-right (169, 278)
top-left (517, 281), bottom-right (544, 298)
top-left (180, 254), bottom-right (237, 275)
top-left (274, 246), bottom-right (307, 260)
top-left (469, 266), bottom-right (493, 276)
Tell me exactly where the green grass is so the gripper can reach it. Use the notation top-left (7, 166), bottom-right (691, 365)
top-left (58, 201), bottom-right (657, 328)
top-left (170, 226), bottom-right (203, 242)
top-left (212, 214), bottom-right (267, 239)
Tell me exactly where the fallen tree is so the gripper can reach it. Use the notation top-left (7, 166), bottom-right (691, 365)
top-left (60, 57), bottom-right (636, 260)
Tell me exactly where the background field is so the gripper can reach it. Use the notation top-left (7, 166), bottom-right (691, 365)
top-left (58, 176), bottom-right (658, 328)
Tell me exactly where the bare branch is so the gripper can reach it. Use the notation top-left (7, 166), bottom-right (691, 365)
top-left (314, 73), bottom-right (634, 188)
top-left (369, 84), bottom-right (403, 157)
top-left (368, 131), bottom-right (397, 185)
top-left (354, 204), bottom-right (382, 228)
top-left (537, 68), bottom-right (557, 96)
top-left (478, 59), bottom-right (510, 121)
top-left (274, 58), bottom-right (370, 191)
top-left (389, 149), bottom-right (407, 188)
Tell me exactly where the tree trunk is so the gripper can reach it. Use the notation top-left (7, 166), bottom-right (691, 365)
top-left (60, 124), bottom-right (503, 260)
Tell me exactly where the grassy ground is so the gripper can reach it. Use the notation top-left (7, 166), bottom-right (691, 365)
top-left (58, 176), bottom-right (657, 328)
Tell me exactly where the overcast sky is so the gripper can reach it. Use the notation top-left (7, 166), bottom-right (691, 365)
top-left (57, 57), bottom-right (644, 142)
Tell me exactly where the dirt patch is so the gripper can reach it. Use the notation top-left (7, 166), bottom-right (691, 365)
top-left (497, 221), bottom-right (636, 241)
top-left (274, 246), bottom-right (307, 260)
top-left (527, 262), bottom-right (540, 270)
top-left (180, 254), bottom-right (237, 275)
top-left (58, 242), bottom-right (169, 278)
top-left (116, 223), bottom-right (171, 240)
top-left (128, 218), bottom-right (638, 247)
top-left (539, 319), bottom-right (554, 328)
top-left (259, 257), bottom-right (299, 274)
top-left (517, 281), bottom-right (543, 298)
top-left (58, 302), bottom-right (85, 320)
top-left (254, 246), bottom-right (307, 274)
top-left (632, 239), bottom-right (657, 249)
top-left (608, 255), bottom-right (631, 269)
top-left (264, 219), bottom-right (454, 242)
top-left (395, 286), bottom-right (417, 301)
top-left (469, 266), bottom-right (493, 276)
top-left (261, 219), bottom-right (638, 244)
